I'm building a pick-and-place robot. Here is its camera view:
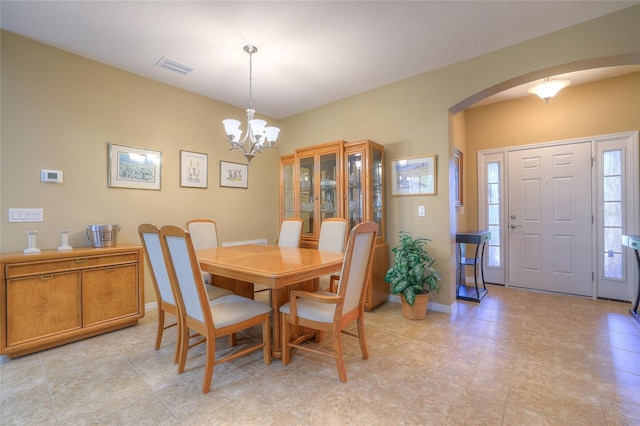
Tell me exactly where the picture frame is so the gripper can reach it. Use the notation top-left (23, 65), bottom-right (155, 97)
top-left (180, 150), bottom-right (208, 188)
top-left (220, 160), bottom-right (248, 189)
top-left (108, 143), bottom-right (162, 190)
top-left (453, 148), bottom-right (463, 206)
top-left (390, 155), bottom-right (437, 196)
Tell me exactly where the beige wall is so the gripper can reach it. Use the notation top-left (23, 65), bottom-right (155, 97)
top-left (464, 72), bottom-right (640, 231)
top-left (1, 6), bottom-right (639, 307)
top-left (279, 6), bottom-right (640, 307)
top-left (0, 31), bottom-right (282, 302)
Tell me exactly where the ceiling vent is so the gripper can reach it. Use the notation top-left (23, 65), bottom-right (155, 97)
top-left (155, 57), bottom-right (194, 76)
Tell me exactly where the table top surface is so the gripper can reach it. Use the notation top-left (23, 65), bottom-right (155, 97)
top-left (197, 244), bottom-right (344, 288)
top-left (0, 243), bottom-right (142, 262)
top-left (622, 234), bottom-right (640, 249)
top-left (456, 230), bottom-right (490, 244)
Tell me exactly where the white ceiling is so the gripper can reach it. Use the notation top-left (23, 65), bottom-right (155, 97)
top-left (1, 1), bottom-right (637, 119)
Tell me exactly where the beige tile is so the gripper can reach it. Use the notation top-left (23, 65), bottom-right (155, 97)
top-left (400, 374), bottom-right (507, 425)
top-left (507, 375), bottom-right (605, 424)
top-left (502, 402), bottom-right (572, 425)
top-left (2, 287), bottom-right (639, 424)
top-left (587, 346), bottom-right (640, 376)
top-left (601, 398), bottom-right (640, 426)
top-left (592, 368), bottom-right (640, 405)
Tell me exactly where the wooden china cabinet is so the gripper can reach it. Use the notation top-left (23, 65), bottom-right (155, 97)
top-left (279, 139), bottom-right (388, 310)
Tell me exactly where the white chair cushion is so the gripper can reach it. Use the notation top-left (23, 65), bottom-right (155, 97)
top-left (209, 294), bottom-right (272, 328)
top-left (279, 291), bottom-right (337, 323)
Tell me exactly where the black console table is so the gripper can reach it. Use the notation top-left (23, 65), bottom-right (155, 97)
top-left (456, 230), bottom-right (490, 302)
top-left (622, 234), bottom-right (640, 325)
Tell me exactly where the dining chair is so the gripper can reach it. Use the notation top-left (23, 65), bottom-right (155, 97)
top-left (160, 225), bottom-right (272, 394)
top-left (138, 224), bottom-right (233, 363)
top-left (317, 218), bottom-right (349, 291)
top-left (279, 221), bottom-right (378, 382)
top-left (186, 219), bottom-right (219, 285)
top-left (277, 218), bottom-right (304, 248)
top-left (254, 217), bottom-right (305, 299)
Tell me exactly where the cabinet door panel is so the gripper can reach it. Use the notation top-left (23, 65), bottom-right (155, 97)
top-left (299, 155), bottom-right (315, 237)
top-left (7, 272), bottom-right (81, 345)
top-left (82, 264), bottom-right (139, 326)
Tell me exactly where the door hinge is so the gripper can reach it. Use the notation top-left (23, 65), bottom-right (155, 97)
top-left (592, 272), bottom-right (595, 281)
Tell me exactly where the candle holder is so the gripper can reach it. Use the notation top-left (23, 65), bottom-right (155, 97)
top-left (58, 229), bottom-right (73, 251)
top-left (24, 230), bottom-right (41, 254)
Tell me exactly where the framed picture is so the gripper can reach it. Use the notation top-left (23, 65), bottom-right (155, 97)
top-left (220, 160), bottom-right (248, 189)
top-left (390, 155), bottom-right (437, 196)
top-left (108, 143), bottom-right (161, 190)
top-left (180, 150), bottom-right (208, 188)
top-left (453, 148), bottom-right (463, 206)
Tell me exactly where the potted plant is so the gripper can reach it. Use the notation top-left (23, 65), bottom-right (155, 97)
top-left (384, 231), bottom-right (441, 320)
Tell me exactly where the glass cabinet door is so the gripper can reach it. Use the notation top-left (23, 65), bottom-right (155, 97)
top-left (319, 152), bottom-right (338, 222)
top-left (346, 152), bottom-right (363, 230)
top-left (372, 148), bottom-right (384, 235)
top-left (281, 157), bottom-right (294, 220)
top-left (298, 156), bottom-right (315, 236)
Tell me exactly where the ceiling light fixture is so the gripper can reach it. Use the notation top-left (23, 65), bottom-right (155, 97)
top-left (527, 78), bottom-right (571, 103)
top-left (222, 45), bottom-right (280, 164)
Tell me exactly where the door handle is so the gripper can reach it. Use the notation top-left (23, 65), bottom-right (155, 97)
top-left (510, 224), bottom-right (522, 229)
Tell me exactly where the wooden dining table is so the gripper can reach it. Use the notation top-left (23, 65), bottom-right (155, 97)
top-left (197, 244), bottom-right (344, 358)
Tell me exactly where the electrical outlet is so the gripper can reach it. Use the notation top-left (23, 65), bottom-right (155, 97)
top-left (418, 206), bottom-right (425, 217)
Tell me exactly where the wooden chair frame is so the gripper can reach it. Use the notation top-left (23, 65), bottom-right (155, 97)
top-left (138, 224), bottom-right (182, 363)
top-left (160, 225), bottom-right (271, 394)
top-left (281, 221), bottom-right (378, 382)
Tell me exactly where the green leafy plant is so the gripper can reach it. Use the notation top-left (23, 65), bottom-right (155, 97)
top-left (384, 231), bottom-right (441, 306)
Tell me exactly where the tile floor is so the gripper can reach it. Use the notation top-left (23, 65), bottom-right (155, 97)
top-left (1, 284), bottom-right (639, 425)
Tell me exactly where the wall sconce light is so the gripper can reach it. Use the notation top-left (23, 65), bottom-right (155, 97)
top-left (527, 78), bottom-right (571, 103)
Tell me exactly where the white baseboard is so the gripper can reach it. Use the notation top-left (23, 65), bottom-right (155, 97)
top-left (387, 294), bottom-right (454, 314)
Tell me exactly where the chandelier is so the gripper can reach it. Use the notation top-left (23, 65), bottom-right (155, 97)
top-left (222, 45), bottom-right (280, 164)
top-left (527, 77), bottom-right (571, 103)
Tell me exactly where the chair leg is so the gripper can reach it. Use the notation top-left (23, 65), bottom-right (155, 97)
top-left (356, 315), bottom-right (369, 359)
top-left (262, 314), bottom-right (272, 365)
top-left (155, 309), bottom-right (164, 350)
top-left (281, 313), bottom-right (291, 366)
top-left (228, 333), bottom-right (237, 346)
top-left (333, 328), bottom-right (347, 382)
top-left (177, 325), bottom-right (189, 374)
top-left (173, 315), bottom-right (182, 364)
top-left (202, 334), bottom-right (215, 394)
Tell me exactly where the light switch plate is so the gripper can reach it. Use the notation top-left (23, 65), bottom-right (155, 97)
top-left (8, 208), bottom-right (44, 223)
top-left (418, 206), bottom-right (425, 217)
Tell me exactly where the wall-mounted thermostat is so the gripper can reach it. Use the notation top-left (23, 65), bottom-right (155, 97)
top-left (41, 170), bottom-right (63, 183)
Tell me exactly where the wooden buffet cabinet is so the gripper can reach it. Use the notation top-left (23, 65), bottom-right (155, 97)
top-left (280, 139), bottom-right (389, 310)
top-left (0, 244), bottom-right (144, 358)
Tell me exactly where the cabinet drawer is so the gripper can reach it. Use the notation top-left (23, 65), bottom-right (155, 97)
top-left (5, 252), bottom-right (138, 279)
top-left (7, 272), bottom-right (82, 346)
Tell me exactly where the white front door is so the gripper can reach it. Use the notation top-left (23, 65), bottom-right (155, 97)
top-left (507, 142), bottom-right (593, 296)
